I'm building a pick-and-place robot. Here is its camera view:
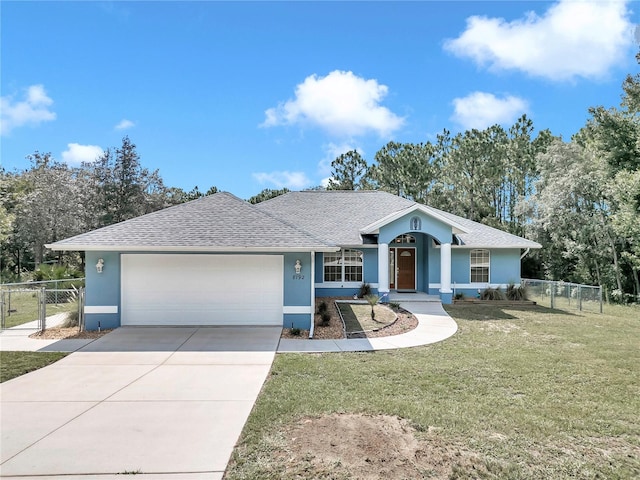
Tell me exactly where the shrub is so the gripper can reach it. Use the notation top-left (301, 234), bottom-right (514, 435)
top-left (480, 287), bottom-right (505, 301)
top-left (454, 292), bottom-right (465, 300)
top-left (290, 327), bottom-right (301, 336)
top-left (317, 301), bottom-right (328, 314)
top-left (389, 301), bottom-right (401, 311)
top-left (60, 310), bottom-right (79, 328)
top-left (358, 282), bottom-right (372, 298)
top-left (506, 283), bottom-right (528, 301)
top-left (364, 294), bottom-right (380, 320)
top-left (321, 312), bottom-right (331, 326)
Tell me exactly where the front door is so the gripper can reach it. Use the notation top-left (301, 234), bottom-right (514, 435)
top-left (396, 248), bottom-right (416, 291)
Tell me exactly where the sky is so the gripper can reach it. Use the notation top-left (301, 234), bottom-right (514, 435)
top-left (1, 0), bottom-right (638, 200)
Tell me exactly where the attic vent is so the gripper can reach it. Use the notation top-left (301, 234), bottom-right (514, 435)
top-left (410, 216), bottom-right (421, 230)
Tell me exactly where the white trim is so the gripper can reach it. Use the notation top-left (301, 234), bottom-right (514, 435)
top-left (309, 251), bottom-right (315, 339)
top-left (360, 204), bottom-right (469, 235)
top-left (316, 282), bottom-right (379, 289)
top-left (430, 283), bottom-right (510, 289)
top-left (283, 306), bottom-right (313, 314)
top-left (46, 244), bottom-right (339, 253)
top-left (84, 305), bottom-right (118, 314)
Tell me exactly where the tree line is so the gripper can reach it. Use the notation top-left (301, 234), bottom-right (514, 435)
top-left (2, 64), bottom-right (639, 302)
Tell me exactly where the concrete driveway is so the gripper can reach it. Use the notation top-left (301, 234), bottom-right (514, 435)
top-left (0, 326), bottom-right (281, 479)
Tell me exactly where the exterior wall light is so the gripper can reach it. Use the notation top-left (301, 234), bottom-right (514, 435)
top-left (96, 258), bottom-right (105, 273)
top-left (294, 259), bottom-right (302, 274)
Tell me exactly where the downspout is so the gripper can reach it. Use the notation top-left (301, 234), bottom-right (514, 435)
top-left (520, 248), bottom-right (530, 260)
top-left (309, 251), bottom-right (315, 339)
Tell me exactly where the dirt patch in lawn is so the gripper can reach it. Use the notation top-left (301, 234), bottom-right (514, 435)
top-left (29, 328), bottom-right (113, 340)
top-left (281, 297), bottom-right (418, 340)
top-left (276, 413), bottom-right (490, 479)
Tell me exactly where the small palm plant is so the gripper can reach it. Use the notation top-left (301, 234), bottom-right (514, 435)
top-left (364, 294), bottom-right (380, 321)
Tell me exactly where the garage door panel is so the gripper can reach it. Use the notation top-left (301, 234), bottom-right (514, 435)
top-left (121, 254), bottom-right (283, 326)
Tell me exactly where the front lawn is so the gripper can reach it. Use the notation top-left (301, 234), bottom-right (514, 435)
top-left (0, 351), bottom-right (68, 383)
top-left (225, 303), bottom-right (640, 479)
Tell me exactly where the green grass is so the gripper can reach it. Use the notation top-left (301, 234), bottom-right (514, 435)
top-left (0, 351), bottom-right (68, 383)
top-left (226, 303), bottom-right (640, 479)
top-left (1, 290), bottom-right (77, 329)
top-left (337, 302), bottom-right (397, 333)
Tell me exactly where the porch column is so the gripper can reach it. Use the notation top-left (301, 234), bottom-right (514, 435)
top-left (439, 242), bottom-right (453, 303)
top-left (378, 243), bottom-right (389, 299)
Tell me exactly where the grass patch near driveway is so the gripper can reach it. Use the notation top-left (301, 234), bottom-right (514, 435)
top-left (1, 289), bottom-right (77, 329)
top-left (0, 351), bottom-right (68, 383)
top-left (226, 304), bottom-right (640, 479)
top-left (337, 302), bottom-right (396, 333)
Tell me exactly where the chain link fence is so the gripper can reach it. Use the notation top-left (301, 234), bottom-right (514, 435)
top-left (1, 279), bottom-right (85, 332)
top-left (521, 279), bottom-right (603, 313)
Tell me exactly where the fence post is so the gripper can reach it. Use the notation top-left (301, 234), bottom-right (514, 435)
top-left (39, 287), bottom-right (46, 332)
top-left (1, 290), bottom-right (5, 329)
top-left (599, 286), bottom-right (603, 314)
top-left (578, 285), bottom-right (582, 311)
top-left (550, 283), bottom-right (555, 309)
top-left (78, 287), bottom-right (85, 332)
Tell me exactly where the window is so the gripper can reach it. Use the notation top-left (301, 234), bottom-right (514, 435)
top-left (324, 249), bottom-right (363, 282)
top-left (470, 249), bottom-right (490, 283)
top-left (393, 234), bottom-right (416, 244)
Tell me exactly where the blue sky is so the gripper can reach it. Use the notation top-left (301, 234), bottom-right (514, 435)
top-left (2, 1), bottom-right (638, 199)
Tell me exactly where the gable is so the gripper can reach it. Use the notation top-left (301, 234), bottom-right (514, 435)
top-left (376, 209), bottom-right (455, 245)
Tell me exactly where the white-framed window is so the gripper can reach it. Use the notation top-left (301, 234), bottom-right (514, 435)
top-left (393, 234), bottom-right (416, 244)
top-left (470, 249), bottom-right (490, 283)
top-left (324, 249), bottom-right (363, 282)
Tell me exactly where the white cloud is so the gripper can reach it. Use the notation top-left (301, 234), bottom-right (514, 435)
top-left (261, 70), bottom-right (405, 137)
top-left (0, 84), bottom-right (56, 135)
top-left (61, 143), bottom-right (104, 165)
top-left (444, 0), bottom-right (634, 81)
top-left (451, 92), bottom-right (529, 130)
top-left (253, 171), bottom-right (312, 190)
top-left (114, 119), bottom-right (135, 130)
top-left (318, 142), bottom-right (359, 177)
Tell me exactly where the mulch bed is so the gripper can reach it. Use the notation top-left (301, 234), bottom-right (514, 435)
top-left (29, 328), bottom-right (113, 340)
top-left (281, 297), bottom-right (418, 340)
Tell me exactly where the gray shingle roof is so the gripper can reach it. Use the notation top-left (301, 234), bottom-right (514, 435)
top-left (48, 190), bottom-right (540, 252)
top-left (256, 190), bottom-right (417, 245)
top-left (257, 190), bottom-right (541, 249)
top-left (47, 192), bottom-right (335, 251)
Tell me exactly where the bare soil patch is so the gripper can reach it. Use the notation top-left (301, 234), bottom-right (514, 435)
top-left (275, 413), bottom-right (490, 479)
top-left (281, 297), bottom-right (418, 340)
top-left (29, 328), bottom-right (113, 340)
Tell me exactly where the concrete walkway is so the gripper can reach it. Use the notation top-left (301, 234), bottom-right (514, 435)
top-left (0, 326), bottom-right (281, 479)
top-left (278, 300), bottom-right (458, 353)
top-left (0, 313), bottom-right (98, 353)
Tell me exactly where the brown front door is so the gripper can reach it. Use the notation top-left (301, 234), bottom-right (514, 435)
top-left (396, 248), bottom-right (416, 290)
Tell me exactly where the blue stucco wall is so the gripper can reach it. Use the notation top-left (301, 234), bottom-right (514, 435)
top-left (429, 247), bottom-right (524, 296)
top-left (84, 251), bottom-right (120, 330)
top-left (283, 252), bottom-right (312, 306)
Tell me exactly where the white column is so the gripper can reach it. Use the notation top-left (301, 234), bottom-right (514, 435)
top-left (378, 243), bottom-right (389, 295)
top-left (309, 251), bottom-right (315, 339)
top-left (440, 242), bottom-right (452, 294)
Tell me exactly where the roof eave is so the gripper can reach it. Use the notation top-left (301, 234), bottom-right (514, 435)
top-left (45, 244), bottom-right (339, 253)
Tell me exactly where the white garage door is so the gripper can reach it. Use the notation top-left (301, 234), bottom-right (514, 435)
top-left (121, 254), bottom-right (283, 326)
